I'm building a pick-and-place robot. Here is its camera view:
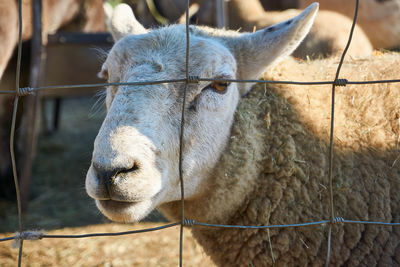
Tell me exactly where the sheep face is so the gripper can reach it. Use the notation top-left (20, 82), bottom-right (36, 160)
top-left (85, 3), bottom-right (318, 222)
top-left (86, 27), bottom-right (239, 222)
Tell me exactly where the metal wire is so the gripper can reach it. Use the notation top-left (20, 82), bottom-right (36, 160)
top-left (0, 79), bottom-right (187, 94)
top-left (2, 78), bottom-right (400, 96)
top-left (2, 0), bottom-right (400, 266)
top-left (343, 220), bottom-right (400, 226)
top-left (184, 219), bottom-right (400, 229)
top-left (325, 0), bottom-right (359, 265)
top-left (43, 222), bottom-right (180, 238)
top-left (178, 1), bottom-right (191, 266)
top-left (2, 218), bottom-right (400, 244)
top-left (199, 78), bottom-right (400, 85)
top-left (193, 220), bottom-right (330, 229)
top-left (325, 226), bottom-right (332, 267)
top-left (8, 0), bottom-right (25, 266)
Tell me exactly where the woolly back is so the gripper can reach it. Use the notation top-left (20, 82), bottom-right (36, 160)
top-left (161, 53), bottom-right (400, 266)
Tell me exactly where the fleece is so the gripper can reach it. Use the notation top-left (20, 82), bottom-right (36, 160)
top-left (160, 53), bottom-right (400, 266)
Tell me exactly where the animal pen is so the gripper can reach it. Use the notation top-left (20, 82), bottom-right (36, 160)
top-left (1, 0), bottom-right (400, 266)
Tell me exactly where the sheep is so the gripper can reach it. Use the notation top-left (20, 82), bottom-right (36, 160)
top-left (299, 0), bottom-right (400, 49)
top-left (85, 3), bottom-right (400, 266)
top-left (191, 0), bottom-right (373, 59)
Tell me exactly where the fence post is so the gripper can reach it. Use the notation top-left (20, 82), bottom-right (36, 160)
top-left (19, 0), bottom-right (47, 211)
top-left (216, 0), bottom-right (228, 28)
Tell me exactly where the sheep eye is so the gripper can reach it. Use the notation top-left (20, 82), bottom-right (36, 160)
top-left (210, 81), bottom-right (230, 93)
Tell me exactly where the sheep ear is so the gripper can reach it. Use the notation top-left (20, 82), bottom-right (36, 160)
top-left (110, 3), bottom-right (148, 42)
top-left (228, 3), bottom-right (318, 95)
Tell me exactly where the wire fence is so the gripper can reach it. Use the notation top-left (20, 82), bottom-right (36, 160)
top-left (1, 0), bottom-right (400, 266)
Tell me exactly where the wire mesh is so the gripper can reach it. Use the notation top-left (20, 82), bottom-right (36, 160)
top-left (1, 0), bottom-right (400, 266)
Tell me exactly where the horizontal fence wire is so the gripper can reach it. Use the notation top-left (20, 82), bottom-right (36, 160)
top-left (2, 219), bottom-right (400, 243)
top-left (2, 0), bottom-right (400, 266)
top-left (192, 219), bottom-right (400, 228)
top-left (0, 222), bottom-right (180, 242)
top-left (2, 78), bottom-right (400, 96)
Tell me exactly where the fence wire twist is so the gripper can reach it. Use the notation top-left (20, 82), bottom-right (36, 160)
top-left (1, 0), bottom-right (400, 267)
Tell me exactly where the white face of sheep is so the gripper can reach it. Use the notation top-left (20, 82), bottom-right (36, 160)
top-left (85, 3), bottom-right (318, 222)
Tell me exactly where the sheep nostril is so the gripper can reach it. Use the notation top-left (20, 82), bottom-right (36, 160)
top-left (117, 162), bottom-right (140, 175)
top-left (93, 164), bottom-right (113, 183)
top-left (92, 162), bottom-right (141, 186)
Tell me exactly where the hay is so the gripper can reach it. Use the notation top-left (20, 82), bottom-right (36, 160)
top-left (0, 223), bottom-right (215, 267)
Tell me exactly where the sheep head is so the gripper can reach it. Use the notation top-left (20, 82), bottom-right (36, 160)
top-left (85, 3), bottom-right (318, 222)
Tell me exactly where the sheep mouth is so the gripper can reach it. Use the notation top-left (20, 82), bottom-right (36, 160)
top-left (96, 197), bottom-right (158, 222)
top-left (98, 199), bottom-right (138, 210)
top-left (96, 189), bottom-right (163, 217)
top-left (97, 199), bottom-right (145, 218)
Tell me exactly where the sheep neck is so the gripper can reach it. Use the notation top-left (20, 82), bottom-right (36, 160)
top-left (160, 83), bottom-right (315, 265)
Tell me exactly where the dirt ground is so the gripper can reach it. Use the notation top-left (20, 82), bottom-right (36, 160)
top-left (0, 97), bottom-right (214, 266)
top-left (0, 223), bottom-right (215, 267)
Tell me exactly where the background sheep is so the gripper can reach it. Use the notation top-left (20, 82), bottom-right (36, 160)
top-left (115, 0), bottom-right (373, 59)
top-left (126, 0), bottom-right (299, 25)
top-left (259, 0), bottom-right (298, 10)
top-left (85, 3), bottom-right (400, 266)
top-left (0, 0), bottom-right (105, 81)
top-left (299, 0), bottom-right (400, 49)
top-left (190, 0), bottom-right (373, 59)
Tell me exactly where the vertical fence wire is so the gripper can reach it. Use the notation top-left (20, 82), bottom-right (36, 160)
top-left (325, 0), bottom-right (359, 265)
top-left (9, 0), bottom-right (25, 266)
top-left (178, 0), bottom-right (192, 266)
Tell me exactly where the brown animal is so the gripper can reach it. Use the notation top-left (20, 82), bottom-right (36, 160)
top-left (191, 0), bottom-right (373, 59)
top-left (123, 0), bottom-right (298, 27)
top-left (124, 0), bottom-right (203, 27)
top-left (0, 0), bottom-right (105, 81)
top-left (0, 0), bottom-right (105, 199)
top-left (300, 0), bottom-right (400, 49)
top-left (259, 0), bottom-right (299, 10)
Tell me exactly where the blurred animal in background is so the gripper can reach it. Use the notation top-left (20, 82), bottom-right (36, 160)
top-left (259, 0), bottom-right (299, 10)
top-left (113, 0), bottom-right (400, 52)
top-left (117, 0), bottom-right (373, 59)
top-left (123, 0), bottom-right (300, 26)
top-left (0, 0), bottom-right (105, 81)
top-left (188, 0), bottom-right (373, 59)
top-left (0, 0), bottom-right (105, 200)
top-left (113, 0), bottom-right (201, 27)
top-left (299, 0), bottom-right (400, 49)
